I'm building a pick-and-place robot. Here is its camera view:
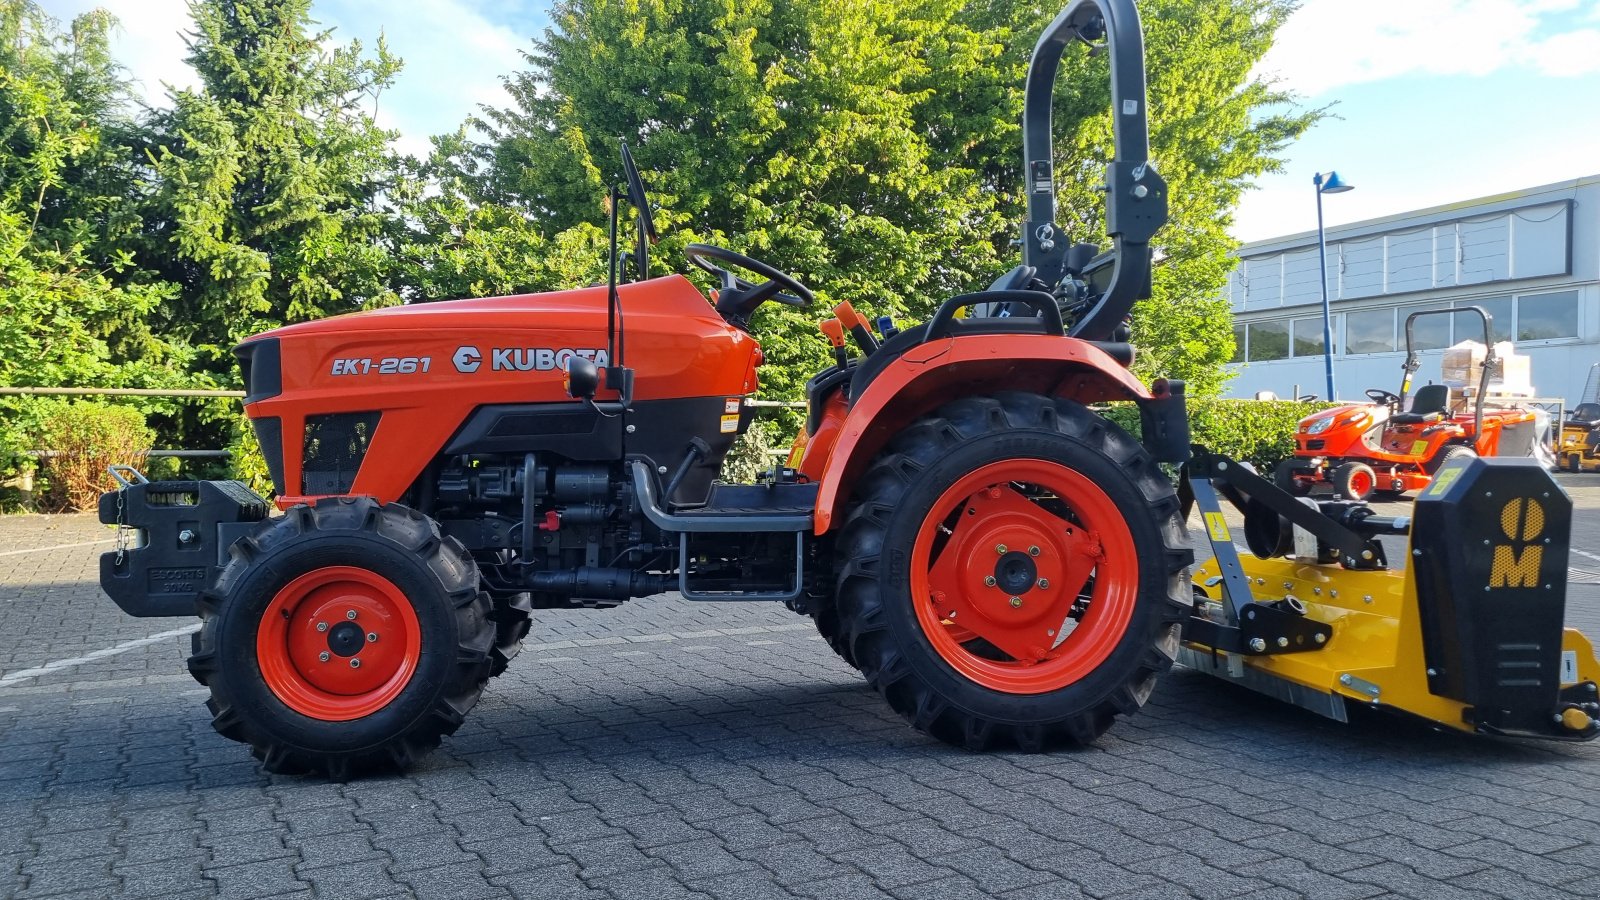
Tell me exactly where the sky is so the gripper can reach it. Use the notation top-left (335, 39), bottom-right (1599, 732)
top-left (36, 0), bottom-right (1600, 243)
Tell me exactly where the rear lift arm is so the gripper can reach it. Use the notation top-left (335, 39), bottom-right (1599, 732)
top-left (1179, 447), bottom-right (1409, 658)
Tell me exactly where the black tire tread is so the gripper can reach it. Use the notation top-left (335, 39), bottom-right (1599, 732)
top-left (488, 592), bottom-right (535, 676)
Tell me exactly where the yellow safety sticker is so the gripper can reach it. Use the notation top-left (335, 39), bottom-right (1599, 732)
top-left (1411, 440), bottom-right (1429, 455)
top-left (719, 414), bottom-right (740, 434)
top-left (1425, 464), bottom-right (1465, 497)
top-left (1203, 511), bottom-right (1231, 543)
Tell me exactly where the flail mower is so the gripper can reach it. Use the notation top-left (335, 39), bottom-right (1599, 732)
top-left (98, 0), bottom-right (1599, 777)
top-left (1277, 307), bottom-right (1537, 501)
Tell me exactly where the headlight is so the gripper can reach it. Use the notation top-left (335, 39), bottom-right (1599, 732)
top-left (1306, 417), bottom-right (1335, 435)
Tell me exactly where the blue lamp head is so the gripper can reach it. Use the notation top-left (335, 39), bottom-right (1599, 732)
top-left (1318, 171), bottom-right (1354, 194)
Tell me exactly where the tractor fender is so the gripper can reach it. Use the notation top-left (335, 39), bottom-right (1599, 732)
top-left (810, 334), bottom-right (1154, 534)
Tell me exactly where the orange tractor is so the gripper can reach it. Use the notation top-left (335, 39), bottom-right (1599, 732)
top-left (97, 1), bottom-right (1598, 777)
top-left (100, 1), bottom-right (1194, 775)
top-left (1276, 307), bottom-right (1537, 501)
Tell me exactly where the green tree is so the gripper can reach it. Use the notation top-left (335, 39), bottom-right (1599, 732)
top-left (470, 0), bottom-right (1316, 400)
top-left (0, 1), bottom-right (179, 474)
top-left (389, 130), bottom-right (608, 301)
top-left (472, 0), bottom-right (1007, 399)
top-left (140, 0), bottom-right (410, 365)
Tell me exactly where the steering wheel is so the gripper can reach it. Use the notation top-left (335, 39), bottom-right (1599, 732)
top-left (685, 243), bottom-right (815, 321)
top-left (1365, 388), bottom-right (1402, 407)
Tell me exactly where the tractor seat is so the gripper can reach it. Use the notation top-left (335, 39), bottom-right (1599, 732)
top-left (1390, 384), bottom-right (1450, 426)
top-left (1570, 403), bottom-right (1600, 427)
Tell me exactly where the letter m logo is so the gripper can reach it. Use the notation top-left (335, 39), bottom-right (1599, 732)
top-left (1489, 545), bottom-right (1541, 588)
top-left (1487, 497), bottom-right (1545, 589)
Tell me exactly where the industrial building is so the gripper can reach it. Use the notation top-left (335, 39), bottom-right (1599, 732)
top-left (1223, 174), bottom-right (1598, 406)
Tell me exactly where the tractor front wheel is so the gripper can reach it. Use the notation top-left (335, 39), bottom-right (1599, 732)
top-left (1331, 461), bottom-right (1377, 501)
top-left (833, 392), bottom-right (1189, 751)
top-left (187, 498), bottom-right (494, 777)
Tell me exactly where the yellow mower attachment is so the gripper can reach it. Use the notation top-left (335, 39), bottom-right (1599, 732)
top-left (1179, 449), bottom-right (1600, 741)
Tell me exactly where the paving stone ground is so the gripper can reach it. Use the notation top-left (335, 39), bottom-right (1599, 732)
top-left (3, 475), bottom-right (1600, 899)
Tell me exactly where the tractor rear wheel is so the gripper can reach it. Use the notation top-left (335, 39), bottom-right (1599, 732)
top-left (1331, 461), bottom-right (1377, 501)
top-left (187, 498), bottom-right (494, 777)
top-left (1427, 444), bottom-right (1477, 474)
top-left (833, 392), bottom-right (1189, 751)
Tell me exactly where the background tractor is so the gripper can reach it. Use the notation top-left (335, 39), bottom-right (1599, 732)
top-left (1276, 307), bottom-right (1538, 501)
top-left (1558, 364), bottom-right (1600, 472)
top-left (97, 0), bottom-right (1599, 777)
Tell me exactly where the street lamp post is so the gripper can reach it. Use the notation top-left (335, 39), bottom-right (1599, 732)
top-left (1314, 171), bottom-right (1353, 402)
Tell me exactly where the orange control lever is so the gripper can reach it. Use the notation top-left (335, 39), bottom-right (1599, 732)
top-left (819, 318), bottom-right (849, 368)
top-left (832, 301), bottom-right (880, 354)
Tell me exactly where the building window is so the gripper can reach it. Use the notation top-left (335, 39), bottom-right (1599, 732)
top-left (1516, 290), bottom-right (1579, 341)
top-left (1247, 320), bottom-right (1289, 361)
top-left (1345, 308), bottom-right (1396, 354)
top-left (1291, 316), bottom-right (1326, 357)
top-left (1399, 304), bottom-right (1454, 350)
top-left (1463, 297), bottom-right (1513, 343)
top-left (1230, 324), bottom-right (1246, 363)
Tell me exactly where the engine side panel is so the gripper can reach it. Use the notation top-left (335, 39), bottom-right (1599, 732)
top-left (238, 275), bottom-right (760, 505)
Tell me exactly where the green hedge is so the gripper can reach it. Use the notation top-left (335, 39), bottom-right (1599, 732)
top-left (1101, 398), bottom-right (1339, 470)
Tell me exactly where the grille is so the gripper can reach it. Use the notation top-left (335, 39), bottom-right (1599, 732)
top-left (302, 412), bottom-right (381, 495)
top-left (1305, 439), bottom-right (1326, 451)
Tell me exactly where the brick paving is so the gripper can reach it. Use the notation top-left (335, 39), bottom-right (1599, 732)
top-left (2, 476), bottom-right (1600, 899)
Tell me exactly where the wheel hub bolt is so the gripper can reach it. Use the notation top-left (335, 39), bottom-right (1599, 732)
top-left (350, 658), bottom-right (361, 669)
top-left (995, 544), bottom-right (1008, 555)
top-left (1009, 596), bottom-right (1022, 608)
top-left (318, 651), bottom-right (330, 662)
top-left (984, 576), bottom-right (997, 587)
top-left (1028, 546), bottom-right (1040, 557)
top-left (366, 632), bottom-right (378, 643)
top-left (315, 621), bottom-right (328, 632)
top-left (1037, 578), bottom-right (1049, 590)
top-left (345, 609), bottom-right (358, 620)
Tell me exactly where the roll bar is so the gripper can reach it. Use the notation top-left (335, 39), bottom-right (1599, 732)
top-left (1022, 0), bottom-right (1167, 341)
top-left (1401, 305), bottom-right (1496, 438)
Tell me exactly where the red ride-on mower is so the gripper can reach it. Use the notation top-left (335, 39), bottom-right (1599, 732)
top-left (1277, 306), bottom-right (1536, 501)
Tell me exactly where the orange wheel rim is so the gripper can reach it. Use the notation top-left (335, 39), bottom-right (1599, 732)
top-left (257, 566), bottom-right (421, 721)
top-left (1351, 470), bottom-right (1372, 496)
top-left (909, 459), bottom-right (1139, 694)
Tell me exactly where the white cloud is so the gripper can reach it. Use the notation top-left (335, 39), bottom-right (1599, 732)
top-left (1255, 0), bottom-right (1600, 96)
